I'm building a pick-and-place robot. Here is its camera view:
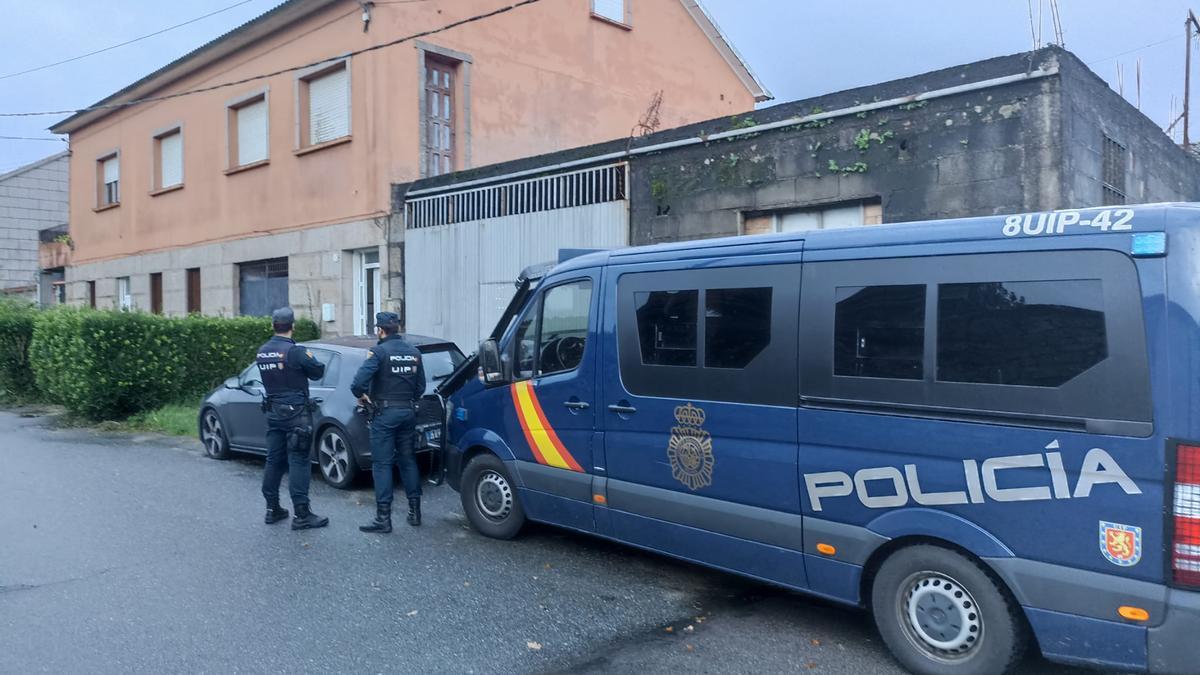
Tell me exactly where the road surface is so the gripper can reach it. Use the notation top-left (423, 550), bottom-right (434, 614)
top-left (0, 410), bottom-right (1097, 674)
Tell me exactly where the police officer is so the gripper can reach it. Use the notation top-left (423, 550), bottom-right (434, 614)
top-left (256, 307), bottom-right (329, 530)
top-left (352, 311), bottom-right (426, 533)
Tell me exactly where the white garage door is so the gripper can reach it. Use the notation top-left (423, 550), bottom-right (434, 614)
top-left (404, 165), bottom-right (628, 351)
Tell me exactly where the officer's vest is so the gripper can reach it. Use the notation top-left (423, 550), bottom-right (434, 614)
top-left (371, 338), bottom-right (422, 402)
top-left (256, 337), bottom-right (310, 400)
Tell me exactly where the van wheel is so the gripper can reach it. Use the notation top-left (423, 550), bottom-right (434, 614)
top-left (461, 454), bottom-right (526, 539)
top-left (871, 545), bottom-right (1027, 675)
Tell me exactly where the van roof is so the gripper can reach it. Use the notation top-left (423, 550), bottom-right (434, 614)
top-left (551, 202), bottom-right (1197, 275)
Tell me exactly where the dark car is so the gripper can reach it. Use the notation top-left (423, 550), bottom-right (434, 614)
top-left (198, 334), bottom-right (464, 489)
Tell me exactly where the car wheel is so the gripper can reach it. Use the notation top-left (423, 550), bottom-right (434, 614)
top-left (199, 408), bottom-right (230, 460)
top-left (316, 426), bottom-right (358, 489)
top-left (461, 453), bottom-right (526, 539)
top-left (871, 545), bottom-right (1027, 675)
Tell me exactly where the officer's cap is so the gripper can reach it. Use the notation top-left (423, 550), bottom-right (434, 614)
top-left (272, 307), bottom-right (295, 326)
top-left (375, 311), bottom-right (400, 328)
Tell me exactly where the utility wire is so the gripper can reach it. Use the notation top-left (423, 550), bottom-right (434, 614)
top-left (0, 135), bottom-right (66, 142)
top-left (0, 0), bottom-right (261, 82)
top-left (0, 0), bottom-right (542, 118)
top-left (1086, 34), bottom-right (1177, 65)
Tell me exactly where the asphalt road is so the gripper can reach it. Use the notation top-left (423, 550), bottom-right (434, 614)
top-left (0, 410), bottom-right (1099, 674)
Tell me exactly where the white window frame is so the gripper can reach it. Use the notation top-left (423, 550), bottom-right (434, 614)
top-left (97, 150), bottom-right (120, 208)
top-left (295, 58), bottom-right (352, 150)
top-left (116, 276), bottom-right (132, 311)
top-left (354, 248), bottom-right (382, 336)
top-left (152, 124), bottom-right (184, 192)
top-left (591, 0), bottom-right (630, 26)
top-left (743, 202), bottom-right (883, 235)
top-left (226, 88), bottom-right (270, 171)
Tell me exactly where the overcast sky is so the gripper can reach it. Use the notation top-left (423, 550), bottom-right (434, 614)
top-left (0, 0), bottom-right (1193, 173)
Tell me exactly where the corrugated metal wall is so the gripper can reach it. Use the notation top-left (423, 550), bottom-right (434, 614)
top-left (405, 200), bottom-right (627, 350)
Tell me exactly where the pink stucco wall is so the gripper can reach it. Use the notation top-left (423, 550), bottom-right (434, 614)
top-left (65, 0), bottom-right (757, 264)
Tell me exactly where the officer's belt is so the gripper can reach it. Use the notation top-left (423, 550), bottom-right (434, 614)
top-left (377, 399), bottom-right (415, 409)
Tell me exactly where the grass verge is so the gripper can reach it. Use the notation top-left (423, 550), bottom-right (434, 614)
top-left (108, 402), bottom-right (200, 437)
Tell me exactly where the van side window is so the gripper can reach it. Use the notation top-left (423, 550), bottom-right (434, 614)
top-left (636, 290), bottom-right (698, 366)
top-left (538, 280), bottom-right (592, 375)
top-left (512, 303), bottom-right (539, 380)
top-left (617, 264), bottom-right (801, 406)
top-left (799, 250), bottom-right (1152, 435)
top-left (937, 280), bottom-right (1107, 387)
top-left (706, 287), bottom-right (772, 368)
top-left (834, 285), bottom-right (924, 380)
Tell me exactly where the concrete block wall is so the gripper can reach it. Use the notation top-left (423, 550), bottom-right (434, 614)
top-left (1058, 53), bottom-right (1200, 205)
top-left (65, 217), bottom-right (385, 336)
top-left (0, 153), bottom-right (68, 297)
top-left (628, 51), bottom-right (1066, 245)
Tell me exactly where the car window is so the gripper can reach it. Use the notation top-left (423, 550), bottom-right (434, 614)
top-left (240, 364), bottom-right (262, 388)
top-left (421, 346), bottom-right (466, 395)
top-left (308, 349), bottom-right (338, 388)
top-left (537, 280), bottom-right (592, 376)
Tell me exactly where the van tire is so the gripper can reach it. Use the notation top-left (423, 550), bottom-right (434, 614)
top-left (461, 453), bottom-right (526, 539)
top-left (871, 545), bottom-right (1027, 675)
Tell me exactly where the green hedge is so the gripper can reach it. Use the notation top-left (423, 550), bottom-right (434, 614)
top-left (28, 308), bottom-right (318, 420)
top-left (0, 299), bottom-right (37, 400)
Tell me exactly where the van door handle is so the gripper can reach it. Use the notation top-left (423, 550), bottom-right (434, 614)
top-left (607, 404), bottom-right (637, 414)
top-left (563, 401), bottom-right (590, 410)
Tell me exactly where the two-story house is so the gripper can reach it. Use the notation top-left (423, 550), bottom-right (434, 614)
top-left (51, 0), bottom-right (767, 335)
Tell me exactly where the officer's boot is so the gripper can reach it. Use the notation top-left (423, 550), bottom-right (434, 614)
top-left (291, 503), bottom-right (329, 530)
top-left (407, 497), bottom-right (421, 527)
top-left (264, 500), bottom-right (289, 525)
top-left (359, 504), bottom-right (392, 534)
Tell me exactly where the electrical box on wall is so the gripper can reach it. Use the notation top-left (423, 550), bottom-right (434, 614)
top-left (321, 303), bottom-right (335, 322)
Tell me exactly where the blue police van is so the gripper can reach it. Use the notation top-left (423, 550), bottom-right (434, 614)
top-left (437, 203), bottom-right (1200, 674)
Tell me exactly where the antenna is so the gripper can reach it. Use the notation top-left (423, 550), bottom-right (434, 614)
top-left (1038, 0), bottom-right (1044, 49)
top-left (1185, 10), bottom-right (1200, 148)
top-left (1027, 0), bottom-right (1039, 50)
top-left (1117, 62), bottom-right (1125, 98)
top-left (1136, 58), bottom-right (1142, 109)
top-left (1049, 0), bottom-right (1066, 46)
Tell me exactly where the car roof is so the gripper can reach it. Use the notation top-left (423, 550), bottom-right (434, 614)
top-left (305, 334), bottom-right (459, 354)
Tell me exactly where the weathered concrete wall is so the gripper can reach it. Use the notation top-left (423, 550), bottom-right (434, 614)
top-left (628, 50), bottom-right (1069, 245)
top-left (65, 217), bottom-right (385, 336)
top-left (1058, 51), bottom-right (1200, 205)
top-left (0, 153), bottom-right (68, 297)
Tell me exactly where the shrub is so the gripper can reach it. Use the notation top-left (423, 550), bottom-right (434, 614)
top-left (30, 308), bottom-right (320, 420)
top-left (0, 299), bottom-right (38, 400)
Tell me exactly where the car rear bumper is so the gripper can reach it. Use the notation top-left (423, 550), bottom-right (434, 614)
top-left (1148, 587), bottom-right (1200, 674)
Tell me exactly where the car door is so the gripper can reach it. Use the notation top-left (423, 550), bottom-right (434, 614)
top-left (504, 272), bottom-right (600, 532)
top-left (599, 260), bottom-right (806, 588)
top-left (224, 364), bottom-right (268, 450)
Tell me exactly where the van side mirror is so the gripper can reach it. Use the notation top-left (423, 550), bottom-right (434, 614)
top-left (477, 339), bottom-right (509, 386)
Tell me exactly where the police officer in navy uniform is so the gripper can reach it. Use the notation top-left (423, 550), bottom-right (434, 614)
top-left (352, 311), bottom-right (426, 533)
top-left (257, 307), bottom-right (329, 530)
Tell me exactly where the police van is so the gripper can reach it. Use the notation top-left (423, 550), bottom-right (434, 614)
top-left (437, 203), bottom-right (1200, 674)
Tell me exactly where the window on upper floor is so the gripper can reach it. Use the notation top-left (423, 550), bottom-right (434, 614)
top-left (592, 0), bottom-right (629, 26)
top-left (96, 153), bottom-right (119, 208)
top-left (298, 61), bottom-right (350, 150)
top-left (153, 127), bottom-right (183, 192)
top-left (423, 55), bottom-right (457, 177)
top-left (227, 93), bottom-right (268, 170)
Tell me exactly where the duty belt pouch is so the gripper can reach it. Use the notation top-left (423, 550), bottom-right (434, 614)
top-left (286, 422), bottom-right (313, 453)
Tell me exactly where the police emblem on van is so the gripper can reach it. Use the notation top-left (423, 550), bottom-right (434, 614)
top-left (668, 403), bottom-right (714, 491)
top-left (1100, 521), bottom-right (1142, 567)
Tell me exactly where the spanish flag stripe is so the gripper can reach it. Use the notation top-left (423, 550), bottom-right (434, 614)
top-left (511, 381), bottom-right (584, 472)
top-left (513, 382), bottom-right (571, 469)
top-left (510, 383), bottom-right (548, 466)
top-left (524, 384), bottom-right (585, 472)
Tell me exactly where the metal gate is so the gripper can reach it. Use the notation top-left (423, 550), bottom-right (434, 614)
top-left (404, 163), bottom-right (628, 350)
